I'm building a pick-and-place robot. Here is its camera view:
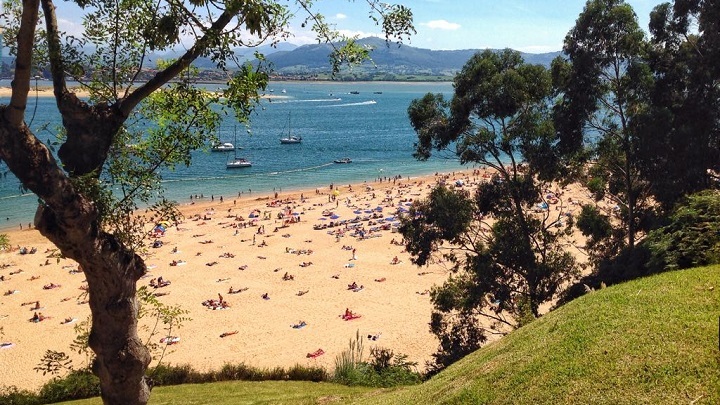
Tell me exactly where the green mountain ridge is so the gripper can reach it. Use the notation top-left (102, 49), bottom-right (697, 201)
top-left (1, 37), bottom-right (558, 79)
top-left (263, 37), bottom-right (561, 76)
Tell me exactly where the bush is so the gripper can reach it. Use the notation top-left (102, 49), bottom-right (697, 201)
top-left (214, 363), bottom-right (257, 382)
top-left (645, 190), bottom-right (720, 272)
top-left (38, 370), bottom-right (100, 403)
top-left (149, 362), bottom-right (330, 386)
top-left (332, 332), bottom-right (423, 387)
top-left (0, 386), bottom-right (41, 405)
top-left (286, 364), bottom-right (328, 382)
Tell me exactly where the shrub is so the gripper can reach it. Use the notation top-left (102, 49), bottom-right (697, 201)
top-left (645, 190), bottom-right (720, 271)
top-left (0, 386), bottom-right (41, 405)
top-left (332, 331), bottom-right (423, 387)
top-left (286, 364), bottom-right (328, 382)
top-left (38, 370), bottom-right (100, 403)
top-left (333, 331), bottom-right (365, 385)
top-left (214, 363), bottom-right (257, 382)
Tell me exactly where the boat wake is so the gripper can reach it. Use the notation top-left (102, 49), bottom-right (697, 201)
top-left (273, 98), bottom-right (342, 104)
top-left (321, 100), bottom-right (377, 108)
top-left (266, 162), bottom-right (334, 175)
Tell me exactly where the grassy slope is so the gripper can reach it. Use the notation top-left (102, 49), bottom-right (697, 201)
top-left (62, 265), bottom-right (719, 405)
top-left (354, 265), bottom-right (720, 405)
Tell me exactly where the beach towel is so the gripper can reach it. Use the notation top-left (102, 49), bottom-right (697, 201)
top-left (160, 336), bottom-right (181, 345)
top-left (306, 348), bottom-right (324, 358)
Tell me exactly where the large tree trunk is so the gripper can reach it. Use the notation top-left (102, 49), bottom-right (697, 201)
top-left (1, 109), bottom-right (151, 405)
top-left (37, 208), bottom-right (151, 405)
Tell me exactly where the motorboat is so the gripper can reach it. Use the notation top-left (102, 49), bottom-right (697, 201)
top-left (212, 142), bottom-right (235, 152)
top-left (334, 157), bottom-right (352, 164)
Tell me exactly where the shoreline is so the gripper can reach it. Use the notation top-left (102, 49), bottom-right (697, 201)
top-left (0, 168), bottom-right (450, 232)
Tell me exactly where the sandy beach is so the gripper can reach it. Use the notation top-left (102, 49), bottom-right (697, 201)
top-left (0, 169), bottom-right (593, 391)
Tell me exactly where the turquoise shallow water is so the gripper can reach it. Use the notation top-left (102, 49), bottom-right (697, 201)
top-left (0, 81), bottom-right (467, 228)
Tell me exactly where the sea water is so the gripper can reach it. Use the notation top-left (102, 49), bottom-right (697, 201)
top-left (0, 81), bottom-right (467, 228)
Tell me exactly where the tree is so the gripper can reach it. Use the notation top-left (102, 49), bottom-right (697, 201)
top-left (633, 0), bottom-right (720, 208)
top-left (0, 1), bottom-right (413, 404)
top-left (644, 190), bottom-right (720, 272)
top-left (403, 49), bottom-right (578, 372)
top-left (553, 0), bottom-right (652, 253)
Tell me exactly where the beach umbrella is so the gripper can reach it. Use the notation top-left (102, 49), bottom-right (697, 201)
top-left (375, 206), bottom-right (383, 211)
top-left (318, 217), bottom-right (327, 221)
top-left (330, 214), bottom-right (340, 219)
top-left (353, 210), bottom-right (362, 214)
top-left (385, 216), bottom-right (395, 221)
top-left (364, 210), bottom-right (373, 214)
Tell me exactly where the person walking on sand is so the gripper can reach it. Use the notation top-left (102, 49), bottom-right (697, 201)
top-left (351, 248), bottom-right (357, 261)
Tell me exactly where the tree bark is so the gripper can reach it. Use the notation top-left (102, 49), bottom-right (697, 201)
top-left (37, 207), bottom-right (151, 405)
top-left (0, 112), bottom-right (152, 405)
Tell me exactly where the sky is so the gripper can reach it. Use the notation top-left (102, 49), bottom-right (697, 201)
top-left (52, 0), bottom-right (660, 54)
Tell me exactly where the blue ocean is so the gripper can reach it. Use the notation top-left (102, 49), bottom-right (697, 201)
top-left (0, 81), bottom-right (466, 228)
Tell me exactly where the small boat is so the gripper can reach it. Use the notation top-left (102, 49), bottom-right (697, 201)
top-left (226, 127), bottom-right (252, 168)
top-left (226, 157), bottom-right (252, 168)
top-left (212, 142), bottom-right (235, 152)
top-left (280, 135), bottom-right (302, 144)
top-left (373, 91), bottom-right (382, 94)
top-left (349, 91), bottom-right (360, 94)
top-left (334, 157), bottom-right (352, 164)
top-left (280, 112), bottom-right (302, 144)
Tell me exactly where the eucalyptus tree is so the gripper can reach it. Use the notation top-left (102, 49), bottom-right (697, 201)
top-left (552, 0), bottom-right (652, 255)
top-left (403, 49), bottom-right (578, 373)
top-left (0, 1), bottom-right (413, 403)
top-left (633, 0), bottom-right (720, 208)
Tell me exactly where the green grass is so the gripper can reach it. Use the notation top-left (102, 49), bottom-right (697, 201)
top-left (352, 265), bottom-right (720, 405)
top-left (58, 381), bottom-right (377, 404)
top-left (59, 265), bottom-right (719, 404)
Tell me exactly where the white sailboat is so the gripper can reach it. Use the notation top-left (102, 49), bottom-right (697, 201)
top-left (280, 113), bottom-right (302, 144)
top-left (226, 127), bottom-right (252, 168)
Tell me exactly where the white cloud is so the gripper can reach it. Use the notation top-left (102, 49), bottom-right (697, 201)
top-left (423, 20), bottom-right (461, 31)
top-left (335, 13), bottom-right (347, 20)
top-left (57, 18), bottom-right (84, 37)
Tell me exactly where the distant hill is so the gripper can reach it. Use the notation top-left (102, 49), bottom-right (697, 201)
top-left (149, 42), bottom-right (299, 69)
top-left (1, 38), bottom-right (560, 79)
top-left (262, 37), bottom-right (562, 76)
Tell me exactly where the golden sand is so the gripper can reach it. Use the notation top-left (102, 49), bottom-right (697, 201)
top-left (0, 169), bottom-right (593, 391)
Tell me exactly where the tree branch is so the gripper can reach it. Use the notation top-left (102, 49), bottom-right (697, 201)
top-left (40, 0), bottom-right (71, 101)
top-left (5, 0), bottom-right (40, 126)
top-left (120, 8), bottom-right (236, 115)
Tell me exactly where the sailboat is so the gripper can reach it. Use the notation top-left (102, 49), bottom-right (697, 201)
top-left (226, 127), bottom-right (252, 168)
top-left (280, 112), bottom-right (302, 144)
